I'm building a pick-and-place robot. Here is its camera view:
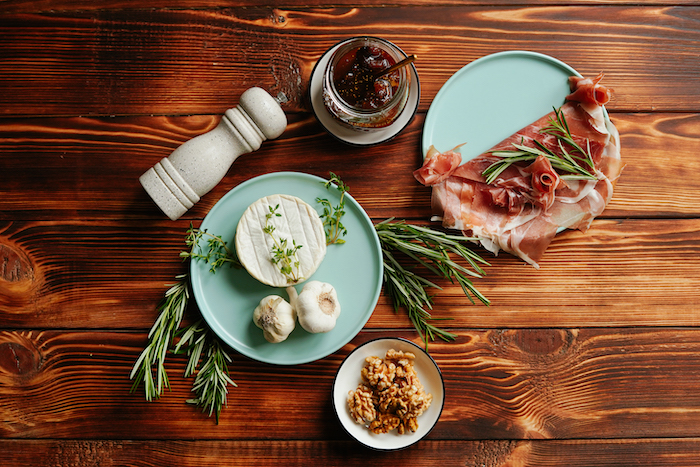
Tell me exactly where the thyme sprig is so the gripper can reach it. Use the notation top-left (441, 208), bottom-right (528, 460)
top-left (317, 172), bottom-right (349, 245)
top-left (482, 107), bottom-right (598, 185)
top-left (263, 204), bottom-right (303, 283)
top-left (181, 225), bottom-right (241, 272)
top-left (130, 226), bottom-right (238, 423)
top-left (375, 219), bottom-right (490, 348)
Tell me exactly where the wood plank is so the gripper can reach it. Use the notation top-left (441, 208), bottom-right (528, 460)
top-left (2, 217), bottom-right (699, 329)
top-left (2, 7), bottom-right (700, 116)
top-left (0, 112), bottom-right (696, 221)
top-left (4, 329), bottom-right (700, 440)
top-left (5, 0), bottom-right (700, 14)
top-left (2, 438), bottom-right (700, 467)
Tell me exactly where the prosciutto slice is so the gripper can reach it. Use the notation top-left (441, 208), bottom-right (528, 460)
top-left (414, 73), bottom-right (623, 268)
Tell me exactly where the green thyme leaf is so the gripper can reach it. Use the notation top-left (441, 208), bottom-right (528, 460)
top-left (181, 224), bottom-right (241, 273)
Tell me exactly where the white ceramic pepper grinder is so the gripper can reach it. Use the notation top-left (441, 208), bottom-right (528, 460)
top-left (139, 87), bottom-right (287, 220)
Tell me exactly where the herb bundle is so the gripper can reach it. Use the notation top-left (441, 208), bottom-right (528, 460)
top-left (129, 276), bottom-right (188, 401)
top-left (376, 219), bottom-right (490, 346)
top-left (130, 225), bottom-right (239, 423)
top-left (482, 107), bottom-right (599, 185)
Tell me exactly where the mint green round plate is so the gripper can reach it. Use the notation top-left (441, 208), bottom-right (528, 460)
top-left (422, 51), bottom-right (582, 162)
top-left (190, 172), bottom-right (383, 365)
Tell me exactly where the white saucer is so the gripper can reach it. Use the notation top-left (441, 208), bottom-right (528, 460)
top-left (309, 40), bottom-right (420, 146)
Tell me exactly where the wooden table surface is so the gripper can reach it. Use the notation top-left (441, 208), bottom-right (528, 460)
top-left (2, 1), bottom-right (700, 466)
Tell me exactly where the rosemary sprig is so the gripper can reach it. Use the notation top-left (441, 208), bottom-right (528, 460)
top-left (130, 275), bottom-right (188, 401)
top-left (375, 219), bottom-right (490, 348)
top-left (541, 107), bottom-right (597, 171)
top-left (174, 319), bottom-right (236, 423)
top-left (482, 107), bottom-right (598, 185)
top-left (317, 172), bottom-right (349, 245)
top-left (130, 226), bottom-right (238, 423)
top-left (263, 204), bottom-right (303, 283)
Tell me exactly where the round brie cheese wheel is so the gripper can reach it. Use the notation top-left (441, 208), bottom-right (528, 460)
top-left (235, 194), bottom-right (327, 287)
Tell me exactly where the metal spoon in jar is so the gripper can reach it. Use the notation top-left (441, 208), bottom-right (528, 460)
top-left (373, 54), bottom-right (417, 80)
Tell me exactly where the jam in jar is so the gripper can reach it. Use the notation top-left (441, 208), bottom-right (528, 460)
top-left (323, 37), bottom-right (411, 130)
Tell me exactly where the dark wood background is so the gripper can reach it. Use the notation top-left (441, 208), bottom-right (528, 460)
top-left (2, 1), bottom-right (700, 465)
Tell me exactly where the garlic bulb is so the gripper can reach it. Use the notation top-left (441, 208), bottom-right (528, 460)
top-left (253, 295), bottom-right (297, 343)
top-left (286, 281), bottom-right (340, 334)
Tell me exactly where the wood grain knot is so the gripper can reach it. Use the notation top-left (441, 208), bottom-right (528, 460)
top-left (0, 243), bottom-right (34, 283)
top-left (513, 329), bottom-right (571, 355)
top-left (0, 342), bottom-right (40, 376)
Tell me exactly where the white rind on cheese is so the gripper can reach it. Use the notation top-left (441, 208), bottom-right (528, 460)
top-left (235, 194), bottom-right (327, 287)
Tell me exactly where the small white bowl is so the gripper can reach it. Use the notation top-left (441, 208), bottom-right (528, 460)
top-left (332, 337), bottom-right (445, 450)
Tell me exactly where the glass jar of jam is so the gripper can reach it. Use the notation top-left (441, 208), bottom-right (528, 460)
top-left (322, 37), bottom-right (411, 130)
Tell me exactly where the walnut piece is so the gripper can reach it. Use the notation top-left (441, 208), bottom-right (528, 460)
top-left (347, 349), bottom-right (433, 435)
top-left (347, 384), bottom-right (376, 424)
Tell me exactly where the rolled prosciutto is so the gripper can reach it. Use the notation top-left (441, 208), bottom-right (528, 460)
top-left (414, 73), bottom-right (623, 268)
